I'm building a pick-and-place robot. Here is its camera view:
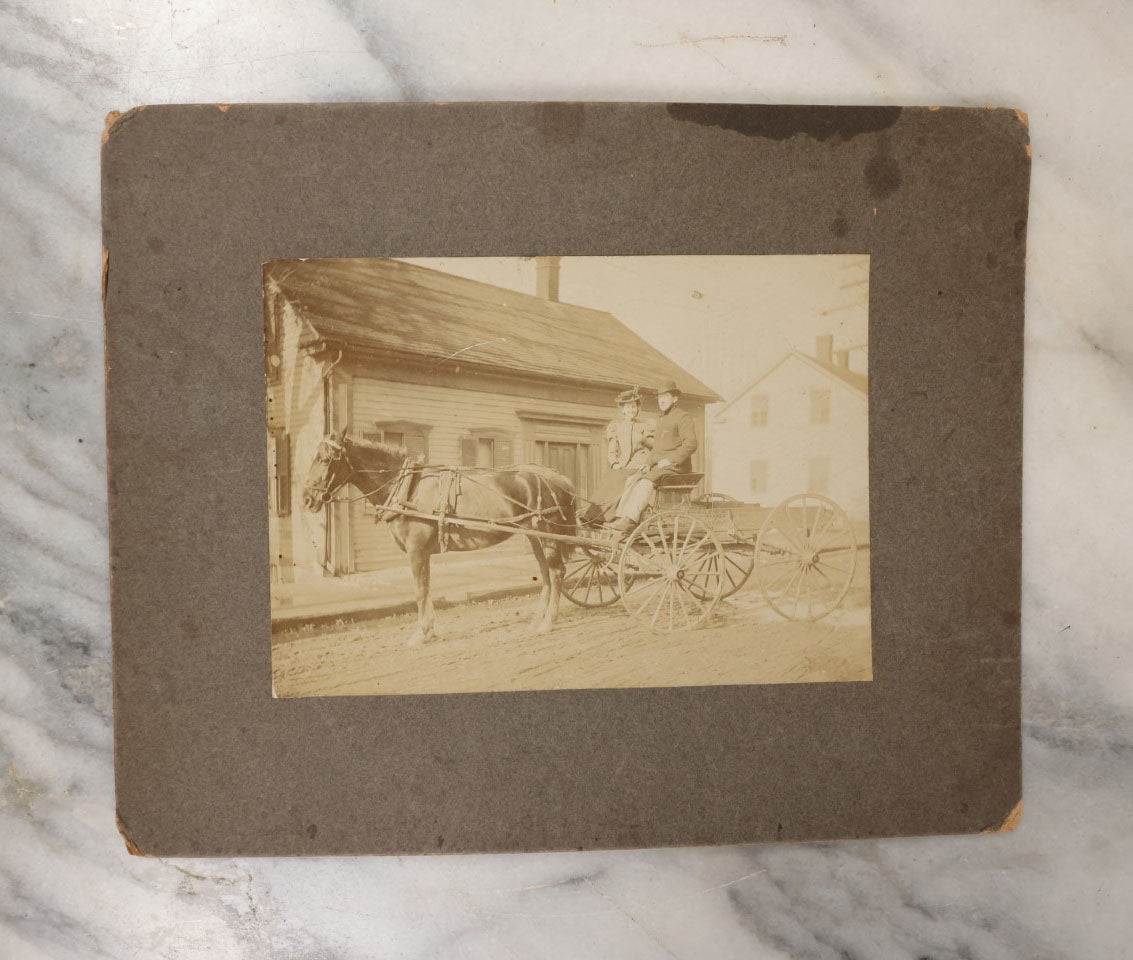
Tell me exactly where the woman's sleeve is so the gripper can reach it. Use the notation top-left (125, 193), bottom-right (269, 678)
top-left (605, 421), bottom-right (620, 466)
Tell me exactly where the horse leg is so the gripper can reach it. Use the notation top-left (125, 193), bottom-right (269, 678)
top-left (407, 536), bottom-right (436, 646)
top-left (540, 543), bottom-right (566, 634)
top-left (527, 534), bottom-right (552, 633)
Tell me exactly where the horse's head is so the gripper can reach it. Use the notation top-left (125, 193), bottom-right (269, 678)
top-left (301, 428), bottom-right (351, 511)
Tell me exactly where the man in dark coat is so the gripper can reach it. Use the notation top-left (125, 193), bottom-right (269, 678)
top-left (609, 380), bottom-right (697, 533)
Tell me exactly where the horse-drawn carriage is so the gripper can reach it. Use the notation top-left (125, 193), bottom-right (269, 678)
top-left (559, 475), bottom-right (859, 632)
top-left (302, 432), bottom-right (860, 641)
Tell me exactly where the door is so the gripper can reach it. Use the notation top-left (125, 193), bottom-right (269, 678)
top-left (536, 440), bottom-right (590, 497)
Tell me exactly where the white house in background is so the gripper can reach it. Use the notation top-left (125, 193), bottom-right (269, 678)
top-left (708, 335), bottom-right (869, 522)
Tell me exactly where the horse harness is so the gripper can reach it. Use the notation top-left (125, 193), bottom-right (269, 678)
top-left (375, 462), bottom-right (572, 553)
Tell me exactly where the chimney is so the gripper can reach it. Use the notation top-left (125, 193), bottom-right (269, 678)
top-left (815, 334), bottom-right (833, 363)
top-left (834, 348), bottom-right (850, 368)
top-left (535, 256), bottom-right (560, 302)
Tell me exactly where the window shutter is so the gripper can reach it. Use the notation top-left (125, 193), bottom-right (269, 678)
top-left (750, 393), bottom-right (769, 426)
top-left (460, 435), bottom-right (477, 466)
top-left (407, 432), bottom-right (428, 462)
top-left (495, 436), bottom-right (513, 466)
top-left (265, 294), bottom-right (284, 383)
top-left (274, 431), bottom-right (291, 517)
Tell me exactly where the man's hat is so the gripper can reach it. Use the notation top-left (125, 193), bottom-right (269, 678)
top-left (655, 379), bottom-right (682, 397)
top-left (615, 386), bottom-right (643, 405)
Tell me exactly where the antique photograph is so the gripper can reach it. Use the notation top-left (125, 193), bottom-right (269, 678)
top-left (265, 255), bottom-right (871, 696)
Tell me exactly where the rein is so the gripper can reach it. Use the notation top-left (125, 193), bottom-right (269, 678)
top-left (316, 438), bottom-right (592, 520)
top-left (318, 443), bottom-right (415, 508)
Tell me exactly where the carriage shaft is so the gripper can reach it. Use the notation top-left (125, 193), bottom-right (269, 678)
top-left (376, 504), bottom-right (614, 551)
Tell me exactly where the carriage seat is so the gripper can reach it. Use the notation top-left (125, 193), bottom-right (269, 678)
top-left (653, 472), bottom-right (704, 508)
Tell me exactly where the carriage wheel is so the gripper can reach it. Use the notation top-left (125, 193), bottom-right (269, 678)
top-left (682, 540), bottom-right (756, 600)
top-left (617, 511), bottom-right (726, 631)
top-left (755, 493), bottom-right (857, 621)
top-left (561, 543), bottom-right (620, 607)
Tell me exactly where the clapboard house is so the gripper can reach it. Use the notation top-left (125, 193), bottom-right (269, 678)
top-left (265, 257), bottom-right (721, 582)
top-left (708, 335), bottom-right (869, 523)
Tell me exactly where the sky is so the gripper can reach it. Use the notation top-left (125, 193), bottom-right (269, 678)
top-left (401, 255), bottom-right (869, 403)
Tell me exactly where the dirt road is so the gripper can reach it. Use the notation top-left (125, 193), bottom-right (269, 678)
top-left (272, 563), bottom-right (872, 696)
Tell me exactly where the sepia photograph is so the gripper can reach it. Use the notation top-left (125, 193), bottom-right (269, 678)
top-left (265, 255), bottom-right (871, 696)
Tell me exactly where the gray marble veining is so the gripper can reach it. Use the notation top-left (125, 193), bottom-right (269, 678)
top-left (2, 1), bottom-right (1131, 957)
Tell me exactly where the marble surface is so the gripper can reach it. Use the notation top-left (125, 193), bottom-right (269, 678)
top-left (2, 1), bottom-right (1131, 957)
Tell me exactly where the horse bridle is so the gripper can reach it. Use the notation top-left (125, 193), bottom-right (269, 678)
top-left (312, 438), bottom-right (413, 510)
top-left (312, 438), bottom-right (354, 505)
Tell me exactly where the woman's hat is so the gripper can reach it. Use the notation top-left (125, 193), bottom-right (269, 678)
top-left (615, 387), bottom-right (643, 405)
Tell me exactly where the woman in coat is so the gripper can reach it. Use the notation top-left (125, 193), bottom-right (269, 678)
top-left (586, 387), bottom-right (654, 521)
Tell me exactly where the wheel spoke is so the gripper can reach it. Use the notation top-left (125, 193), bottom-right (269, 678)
top-left (808, 508), bottom-right (835, 549)
top-left (641, 530), bottom-right (668, 566)
top-left (813, 523), bottom-right (850, 554)
top-left (792, 565), bottom-right (807, 617)
top-left (725, 552), bottom-right (751, 575)
top-left (680, 551), bottom-right (716, 599)
top-left (723, 552), bottom-right (752, 590)
top-left (792, 500), bottom-right (810, 550)
top-left (677, 532), bottom-right (711, 566)
top-left (776, 564), bottom-right (804, 602)
top-left (757, 556), bottom-right (797, 569)
top-left (765, 561), bottom-right (803, 596)
top-left (650, 582), bottom-right (670, 628)
top-left (679, 519), bottom-right (696, 557)
top-left (775, 520), bottom-right (807, 556)
top-left (810, 563), bottom-right (837, 586)
top-left (672, 579), bottom-right (692, 625)
top-left (633, 575), bottom-right (668, 615)
top-left (676, 579), bottom-right (709, 618)
top-left (625, 548), bottom-right (666, 578)
top-left (582, 562), bottom-right (596, 603)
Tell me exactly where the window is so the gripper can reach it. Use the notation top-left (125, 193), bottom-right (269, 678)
top-left (810, 389), bottom-right (831, 424)
top-left (461, 429), bottom-right (513, 469)
top-left (749, 459), bottom-right (769, 494)
top-left (269, 429), bottom-right (290, 517)
top-left (363, 421), bottom-right (430, 461)
top-left (750, 392), bottom-right (769, 426)
top-left (808, 457), bottom-right (830, 494)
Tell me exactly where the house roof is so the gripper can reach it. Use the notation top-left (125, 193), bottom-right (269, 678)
top-left (265, 258), bottom-right (722, 402)
top-left (713, 349), bottom-right (867, 419)
top-left (806, 354), bottom-right (868, 394)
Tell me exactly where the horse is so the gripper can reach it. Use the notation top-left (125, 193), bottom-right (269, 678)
top-left (300, 428), bottom-right (578, 644)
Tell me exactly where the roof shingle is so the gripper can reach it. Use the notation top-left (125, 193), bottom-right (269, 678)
top-left (265, 258), bottom-right (721, 401)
